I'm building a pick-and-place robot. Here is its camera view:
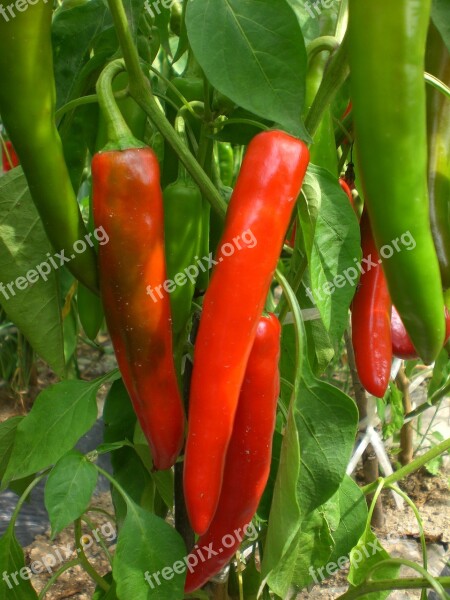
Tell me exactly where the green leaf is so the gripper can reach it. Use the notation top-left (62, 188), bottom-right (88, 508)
top-left (347, 530), bottom-right (400, 600)
top-left (103, 380), bottom-right (154, 523)
top-left (0, 417), bottom-right (22, 481)
top-left (324, 476), bottom-right (368, 566)
top-left (262, 360), bottom-right (358, 594)
top-left (52, 0), bottom-right (112, 108)
top-left (0, 525), bottom-right (38, 599)
top-left (93, 573), bottom-right (118, 599)
top-left (3, 379), bottom-right (100, 485)
top-left (300, 165), bottom-right (361, 343)
top-left (186, 0), bottom-right (310, 139)
top-left (45, 450), bottom-right (98, 536)
top-left (0, 169), bottom-right (65, 375)
top-left (428, 348), bottom-right (450, 398)
top-left (296, 378), bottom-right (358, 515)
top-left (113, 501), bottom-right (186, 600)
top-left (382, 383), bottom-right (404, 440)
top-left (432, 0), bottom-right (450, 53)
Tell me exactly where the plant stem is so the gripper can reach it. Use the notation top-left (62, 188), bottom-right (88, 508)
top-left (306, 36), bottom-right (339, 61)
top-left (424, 72), bottom-right (450, 99)
top-left (361, 436), bottom-right (450, 495)
top-left (38, 559), bottom-right (80, 599)
top-left (305, 36), bottom-right (349, 139)
top-left (337, 577), bottom-right (450, 599)
top-left (74, 518), bottom-right (110, 592)
top-left (55, 94), bottom-right (99, 122)
top-left (106, 0), bottom-right (227, 218)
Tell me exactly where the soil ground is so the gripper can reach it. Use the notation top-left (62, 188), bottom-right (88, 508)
top-left (0, 336), bottom-right (449, 599)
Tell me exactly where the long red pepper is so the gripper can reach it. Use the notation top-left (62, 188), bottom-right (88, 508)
top-left (2, 140), bottom-right (19, 172)
top-left (352, 209), bottom-right (392, 397)
top-left (92, 63), bottom-right (184, 470)
top-left (92, 148), bottom-right (185, 470)
top-left (184, 130), bottom-right (309, 535)
top-left (184, 313), bottom-right (281, 593)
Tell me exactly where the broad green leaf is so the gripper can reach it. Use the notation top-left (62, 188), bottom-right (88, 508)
top-left (186, 0), bottom-right (309, 139)
top-left (93, 573), bottom-right (118, 599)
top-left (0, 525), bottom-right (38, 599)
top-left (113, 501), bottom-right (186, 600)
top-left (52, 0), bottom-right (112, 108)
top-left (262, 330), bottom-right (358, 592)
top-left (0, 169), bottom-right (65, 375)
top-left (432, 0), bottom-right (450, 52)
top-left (0, 417), bottom-right (22, 481)
top-left (3, 379), bottom-right (100, 485)
top-left (300, 165), bottom-right (361, 343)
top-left (347, 530), bottom-right (400, 600)
top-left (260, 408), bottom-right (302, 589)
top-left (324, 476), bottom-right (368, 566)
top-left (296, 378), bottom-right (358, 515)
top-left (103, 380), bottom-right (153, 523)
top-left (45, 450), bottom-right (98, 536)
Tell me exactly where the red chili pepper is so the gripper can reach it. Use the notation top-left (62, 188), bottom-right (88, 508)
top-left (342, 100), bottom-right (353, 119)
top-left (339, 176), bottom-right (355, 211)
top-left (184, 130), bottom-right (309, 534)
top-left (2, 140), bottom-right (19, 171)
top-left (285, 221), bottom-right (297, 248)
top-left (391, 305), bottom-right (450, 360)
top-left (92, 148), bottom-right (185, 470)
top-left (352, 209), bottom-right (392, 397)
top-left (184, 313), bottom-right (281, 593)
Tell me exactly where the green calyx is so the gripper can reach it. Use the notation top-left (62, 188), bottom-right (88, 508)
top-left (96, 60), bottom-right (145, 151)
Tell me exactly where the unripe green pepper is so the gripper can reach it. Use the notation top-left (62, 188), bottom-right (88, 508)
top-left (348, 0), bottom-right (446, 364)
top-left (217, 142), bottom-right (234, 187)
top-left (426, 23), bottom-right (450, 291)
top-left (163, 173), bottom-right (203, 341)
top-left (0, 0), bottom-right (98, 292)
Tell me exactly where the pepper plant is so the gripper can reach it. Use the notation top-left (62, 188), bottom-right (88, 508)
top-left (0, 0), bottom-right (450, 599)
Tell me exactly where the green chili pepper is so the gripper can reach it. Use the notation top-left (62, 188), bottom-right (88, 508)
top-left (163, 170), bottom-right (203, 344)
top-left (348, 0), bottom-right (446, 364)
top-left (0, 0), bottom-right (98, 292)
top-left (426, 23), bottom-right (450, 291)
top-left (217, 142), bottom-right (234, 187)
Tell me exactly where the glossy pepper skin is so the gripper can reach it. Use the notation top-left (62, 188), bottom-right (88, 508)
top-left (184, 313), bottom-right (281, 593)
top-left (339, 177), bottom-right (355, 211)
top-left (2, 141), bottom-right (19, 172)
top-left (0, 1), bottom-right (98, 292)
top-left (184, 130), bottom-right (309, 535)
top-left (348, 0), bottom-right (446, 364)
top-left (163, 174), bottom-right (203, 339)
top-left (426, 23), bottom-right (450, 290)
top-left (392, 306), bottom-right (450, 360)
top-left (92, 148), bottom-right (184, 470)
top-left (79, 71), bottom-right (149, 341)
top-left (352, 209), bottom-right (392, 398)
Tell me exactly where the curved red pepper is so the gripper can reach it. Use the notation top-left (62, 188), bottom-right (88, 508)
top-left (392, 305), bottom-right (450, 360)
top-left (92, 147), bottom-right (185, 470)
top-left (184, 130), bottom-right (309, 534)
top-left (2, 140), bottom-right (19, 172)
top-left (339, 176), bottom-right (355, 210)
top-left (184, 313), bottom-right (281, 593)
top-left (352, 209), bottom-right (392, 397)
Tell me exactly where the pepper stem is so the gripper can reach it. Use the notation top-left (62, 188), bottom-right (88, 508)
top-left (96, 60), bottom-right (143, 150)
